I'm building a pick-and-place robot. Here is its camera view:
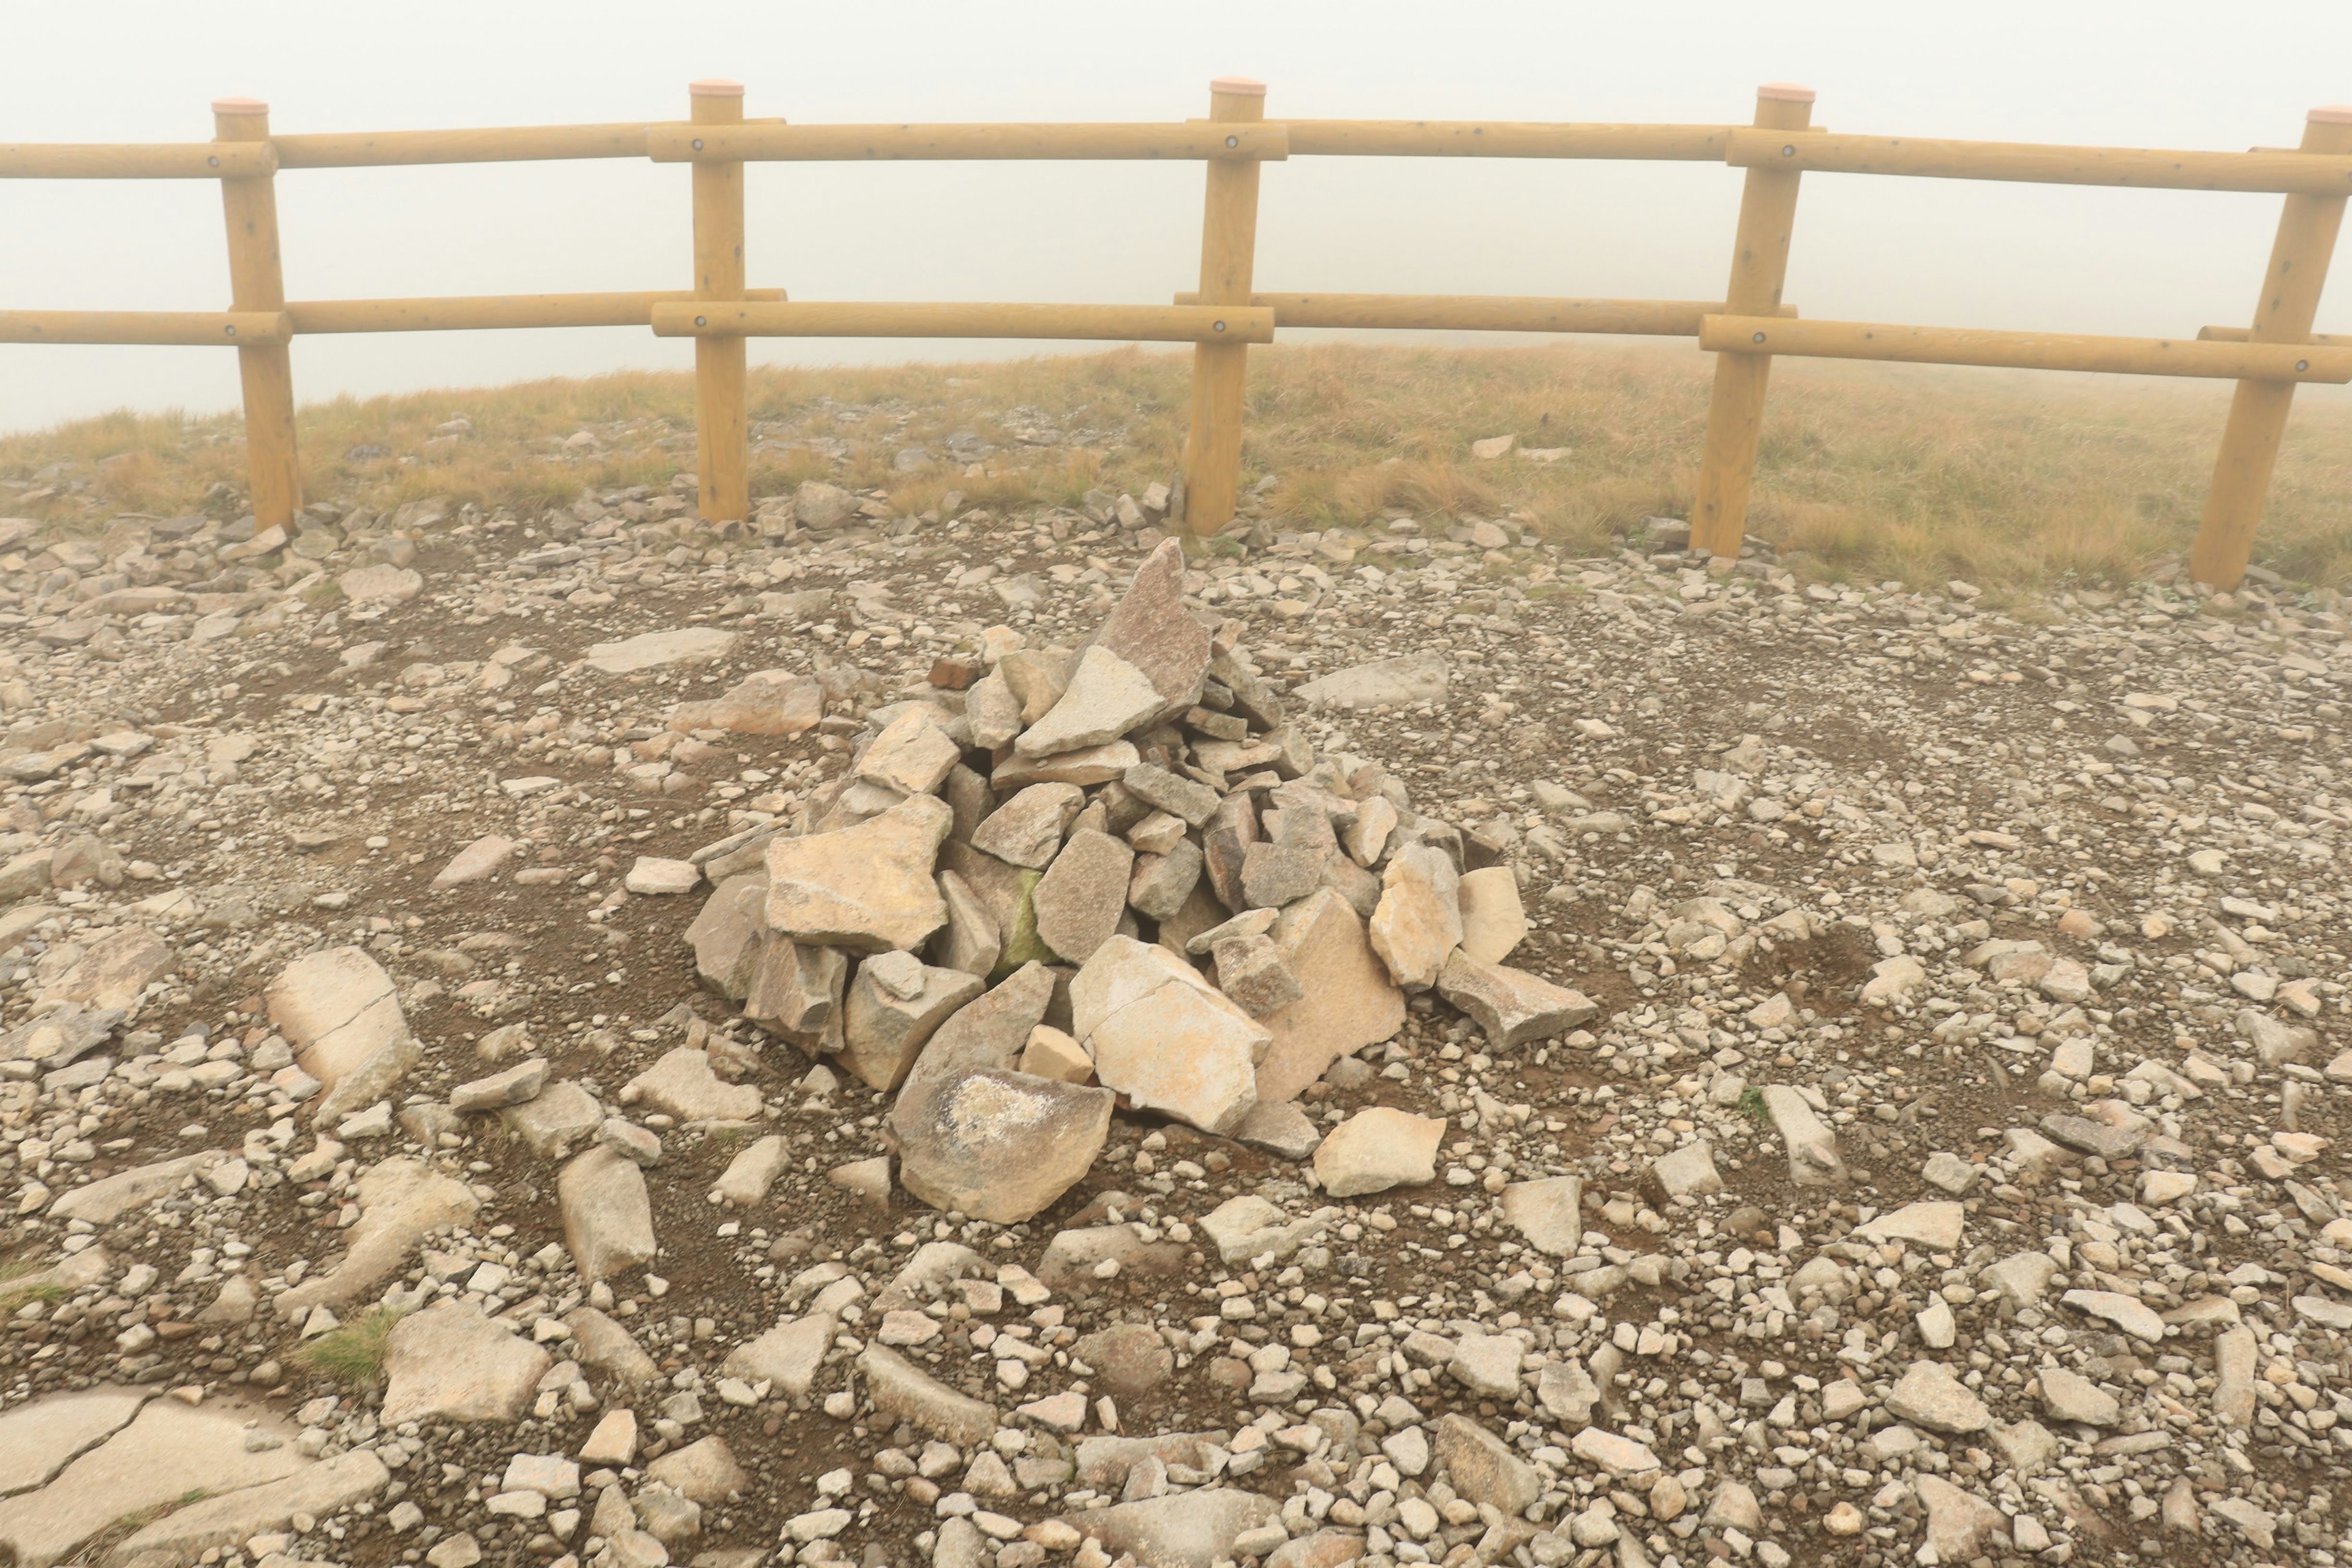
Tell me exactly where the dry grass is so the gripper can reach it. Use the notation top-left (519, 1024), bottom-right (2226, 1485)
top-left (293, 1306), bottom-right (402, 1389)
top-left (6, 340), bottom-right (2350, 594)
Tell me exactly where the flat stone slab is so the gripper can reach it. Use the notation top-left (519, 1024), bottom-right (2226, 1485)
top-left (0, 1395), bottom-right (306, 1568)
top-left (277, 1156), bottom-right (478, 1316)
top-left (586, 627), bottom-right (739, 674)
top-left (1293, 652), bottom-right (1449, 710)
top-left (1063, 1488), bottom-right (1280, 1568)
top-left (858, 1344), bottom-right (998, 1446)
top-left (1314, 1106), bottom-right (1443, 1197)
top-left (0, 1387), bottom-right (148, 1498)
top-left (380, 1300), bottom-right (553, 1425)
top-left (116, 1449), bottom-right (390, 1565)
top-left (48, 1149), bottom-right (228, 1224)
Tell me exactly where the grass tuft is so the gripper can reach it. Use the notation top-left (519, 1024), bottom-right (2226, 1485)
top-left (295, 1306), bottom-right (403, 1389)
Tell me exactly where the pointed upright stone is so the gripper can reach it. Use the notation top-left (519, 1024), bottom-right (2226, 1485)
top-left (1090, 538), bottom-right (1211, 722)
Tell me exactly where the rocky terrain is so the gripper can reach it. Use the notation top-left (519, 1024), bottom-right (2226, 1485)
top-left (0, 429), bottom-right (2347, 1568)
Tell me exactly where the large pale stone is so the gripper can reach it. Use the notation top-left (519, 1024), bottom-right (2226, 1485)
top-left (47, 1150), bottom-right (227, 1224)
top-left (434, 835), bottom-right (515, 889)
top-left (1127, 839), bottom-right (1205, 922)
top-left (687, 873), bottom-right (768, 1000)
top-left (1500, 1175), bottom-right (1584, 1256)
top-left (1090, 982), bottom-right (1268, 1136)
top-left (1915, 1476), bottom-right (2010, 1563)
top-left (1088, 539), bottom-right (1212, 721)
top-left (1434, 950), bottom-right (1597, 1048)
top-left (586, 627), bottom-right (738, 674)
top-left (0, 1396), bottom-right (306, 1568)
top-left (722, 1314), bottom-right (835, 1398)
top-left (1063, 1490), bottom-right (1280, 1568)
top-left (0, 1387), bottom-right (148, 1498)
top-left (1857, 1200), bottom-right (1965, 1251)
top-left (842, 958), bottom-right (984, 1092)
top-left (1760, 1085), bottom-right (1847, 1186)
top-left (971, 784), bottom-right (1084, 869)
top-left (559, 1147), bottom-right (657, 1282)
top-left (891, 1069), bottom-right (1112, 1224)
top-left (2038, 1366), bottom-right (2119, 1426)
top-left (900, 962), bottom-right (1058, 1098)
top-left (858, 1345), bottom-right (999, 1446)
top-left (1031, 829), bottom-right (1134, 962)
top-left (710, 1136), bottom-right (791, 1208)
top-left (1254, 891), bottom-right (1406, 1102)
top-left (666, 670), bottom-right (824, 737)
top-left (1369, 844), bottom-right (1461, 990)
top-left (1017, 646), bottom-right (1163, 758)
top-left (116, 1449), bottom-right (390, 1565)
top-left (856, 708), bottom-right (962, 796)
top-left (39, 925), bottom-right (168, 1012)
top-left (744, 937), bottom-right (847, 1044)
top-left (1455, 867), bottom-right (1528, 964)
top-left (1433, 1414), bottom-right (1539, 1514)
top-left (266, 945), bottom-right (408, 1096)
top-left (1885, 1360), bottom-right (1991, 1434)
top-left (381, 1300), bottom-right (553, 1425)
top-left (1648, 1141), bottom-right (1722, 1198)
top-left (1293, 652), bottom-right (1448, 710)
top-left (277, 1156), bottom-right (477, 1316)
top-left (2061, 1288), bottom-right (2166, 1344)
top-left (990, 739), bottom-right (1140, 791)
top-left (764, 795), bottom-right (953, 952)
top-left (625, 1048), bottom-right (760, 1123)
top-left (1070, 936), bottom-right (1218, 1040)
top-left (932, 869), bottom-right (1003, 979)
top-left (503, 1080), bottom-right (603, 1159)
top-left (1314, 1107), bottom-right (1444, 1197)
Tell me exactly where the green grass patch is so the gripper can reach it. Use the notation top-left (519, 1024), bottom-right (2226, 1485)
top-left (295, 1306), bottom-right (404, 1389)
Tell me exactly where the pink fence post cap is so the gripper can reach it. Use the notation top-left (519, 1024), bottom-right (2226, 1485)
top-left (1210, 77), bottom-right (1267, 97)
top-left (2310, 105), bottom-right (2352, 125)
top-left (1757, 83), bottom-right (1817, 104)
top-left (211, 97), bottom-right (268, 115)
top-left (689, 79), bottom-right (745, 97)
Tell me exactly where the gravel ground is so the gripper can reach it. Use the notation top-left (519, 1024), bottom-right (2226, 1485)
top-left (0, 399), bottom-right (2348, 1568)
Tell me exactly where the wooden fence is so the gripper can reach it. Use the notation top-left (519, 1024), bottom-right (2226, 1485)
top-left (4, 80), bottom-right (2348, 590)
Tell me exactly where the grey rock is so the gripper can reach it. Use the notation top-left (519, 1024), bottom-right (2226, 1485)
top-left (842, 959), bottom-right (984, 1093)
top-left (558, 1147), bottom-right (658, 1283)
top-left (1031, 829), bottom-right (1133, 962)
top-left (1435, 950), bottom-right (1597, 1047)
top-left (971, 783), bottom-right (1085, 869)
top-left (503, 1080), bottom-right (603, 1159)
top-left (1063, 1488), bottom-right (1280, 1568)
top-left (1293, 652), bottom-right (1448, 710)
top-left (381, 1300), bottom-right (552, 1424)
top-left (858, 1344), bottom-right (998, 1445)
top-left (764, 794), bottom-right (953, 953)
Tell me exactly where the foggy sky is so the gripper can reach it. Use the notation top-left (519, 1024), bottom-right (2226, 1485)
top-left (4, 0), bottom-right (2350, 434)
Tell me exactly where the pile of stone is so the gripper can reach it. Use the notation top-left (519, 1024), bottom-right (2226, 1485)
top-left (685, 540), bottom-right (1596, 1221)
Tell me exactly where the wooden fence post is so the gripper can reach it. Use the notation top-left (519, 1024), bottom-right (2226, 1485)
top-left (1180, 76), bottom-right (1267, 538)
top-left (690, 79), bottom-right (750, 524)
top-left (2189, 105), bottom-right (2352, 590)
top-left (212, 97), bottom-right (301, 529)
top-left (1690, 83), bottom-right (1815, 561)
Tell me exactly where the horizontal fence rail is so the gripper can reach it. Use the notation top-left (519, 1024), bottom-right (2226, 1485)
top-left (0, 309), bottom-right (289, 345)
top-left (1175, 291), bottom-right (1802, 335)
top-left (1701, 316), bottom-right (2352, 382)
top-left (648, 122), bottom-right (1291, 162)
top-left (650, 301), bottom-right (1275, 342)
top-left (1, 141), bottom-right (277, 178)
top-left (2, 83), bottom-right (2348, 589)
top-left (285, 289), bottom-right (787, 334)
top-left (1727, 128), bottom-right (2352, 194)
